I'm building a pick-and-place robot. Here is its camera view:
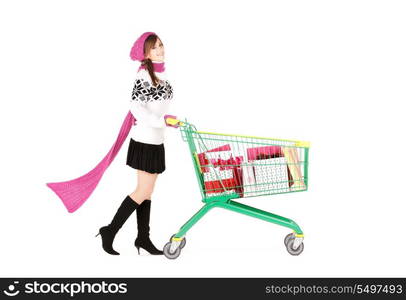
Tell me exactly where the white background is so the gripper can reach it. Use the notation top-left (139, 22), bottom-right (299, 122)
top-left (0, 0), bottom-right (405, 277)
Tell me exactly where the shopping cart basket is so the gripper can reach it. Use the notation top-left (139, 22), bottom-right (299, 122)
top-left (163, 118), bottom-right (310, 259)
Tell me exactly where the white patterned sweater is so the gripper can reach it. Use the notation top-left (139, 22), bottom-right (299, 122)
top-left (129, 68), bottom-right (174, 145)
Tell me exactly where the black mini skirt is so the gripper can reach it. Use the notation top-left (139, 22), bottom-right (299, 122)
top-left (126, 138), bottom-right (166, 174)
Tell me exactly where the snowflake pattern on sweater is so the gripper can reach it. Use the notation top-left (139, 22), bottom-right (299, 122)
top-left (131, 78), bottom-right (173, 102)
top-left (129, 69), bottom-right (174, 144)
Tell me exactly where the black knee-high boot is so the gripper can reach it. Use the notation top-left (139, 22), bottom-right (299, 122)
top-left (134, 200), bottom-right (163, 255)
top-left (96, 195), bottom-right (139, 255)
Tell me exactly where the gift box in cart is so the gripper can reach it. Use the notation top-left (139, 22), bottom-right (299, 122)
top-left (198, 145), bottom-right (244, 197)
top-left (244, 145), bottom-right (303, 196)
top-left (163, 118), bottom-right (310, 259)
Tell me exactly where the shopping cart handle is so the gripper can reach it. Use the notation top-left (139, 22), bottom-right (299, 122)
top-left (166, 118), bottom-right (185, 127)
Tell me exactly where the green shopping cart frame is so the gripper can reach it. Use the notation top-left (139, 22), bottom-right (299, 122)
top-left (163, 118), bottom-right (310, 259)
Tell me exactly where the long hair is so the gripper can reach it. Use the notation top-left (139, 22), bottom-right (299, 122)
top-left (140, 34), bottom-right (162, 86)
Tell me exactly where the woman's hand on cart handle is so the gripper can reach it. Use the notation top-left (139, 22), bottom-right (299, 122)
top-left (164, 114), bottom-right (184, 128)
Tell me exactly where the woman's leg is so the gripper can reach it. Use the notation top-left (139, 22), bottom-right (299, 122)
top-left (97, 170), bottom-right (159, 255)
top-left (131, 170), bottom-right (163, 255)
top-left (129, 170), bottom-right (158, 204)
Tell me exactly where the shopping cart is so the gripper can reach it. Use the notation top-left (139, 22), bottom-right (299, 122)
top-left (164, 118), bottom-right (310, 259)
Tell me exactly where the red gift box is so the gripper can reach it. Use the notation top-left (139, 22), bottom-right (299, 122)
top-left (197, 144), bottom-right (233, 173)
top-left (204, 177), bottom-right (237, 194)
top-left (207, 144), bottom-right (231, 152)
top-left (204, 169), bottom-right (243, 197)
top-left (197, 153), bottom-right (210, 173)
top-left (199, 144), bottom-right (244, 197)
top-left (247, 145), bottom-right (283, 161)
top-left (232, 166), bottom-right (244, 197)
top-left (214, 155), bottom-right (244, 171)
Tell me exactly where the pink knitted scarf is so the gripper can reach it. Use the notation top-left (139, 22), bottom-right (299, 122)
top-left (46, 111), bottom-right (136, 213)
top-left (138, 61), bottom-right (165, 73)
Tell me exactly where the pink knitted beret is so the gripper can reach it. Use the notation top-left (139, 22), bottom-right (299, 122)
top-left (130, 31), bottom-right (156, 61)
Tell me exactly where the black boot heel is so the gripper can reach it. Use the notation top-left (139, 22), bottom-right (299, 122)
top-left (134, 239), bottom-right (163, 255)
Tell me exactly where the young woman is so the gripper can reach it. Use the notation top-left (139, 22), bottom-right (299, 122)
top-left (96, 32), bottom-right (181, 256)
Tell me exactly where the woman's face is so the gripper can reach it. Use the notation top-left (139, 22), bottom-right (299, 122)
top-left (146, 38), bottom-right (165, 62)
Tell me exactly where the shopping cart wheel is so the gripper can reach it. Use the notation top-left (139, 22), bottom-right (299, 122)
top-left (285, 239), bottom-right (304, 256)
top-left (170, 234), bottom-right (186, 249)
top-left (163, 242), bottom-right (181, 259)
top-left (284, 233), bottom-right (295, 247)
